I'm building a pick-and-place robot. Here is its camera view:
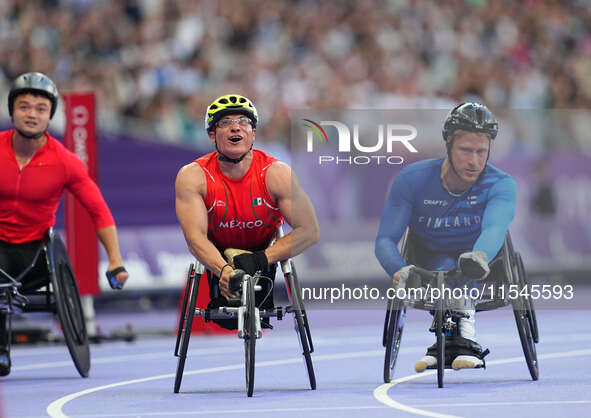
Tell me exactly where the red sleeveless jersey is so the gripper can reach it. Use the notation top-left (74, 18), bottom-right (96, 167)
top-left (196, 150), bottom-right (283, 251)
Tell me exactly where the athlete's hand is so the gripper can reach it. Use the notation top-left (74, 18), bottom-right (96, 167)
top-left (105, 265), bottom-right (128, 290)
top-left (392, 265), bottom-right (414, 289)
top-left (224, 248), bottom-right (269, 276)
top-left (218, 266), bottom-right (238, 300)
top-left (459, 251), bottom-right (490, 280)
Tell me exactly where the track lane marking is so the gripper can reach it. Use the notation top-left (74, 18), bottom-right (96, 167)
top-left (40, 345), bottom-right (591, 417)
top-left (374, 348), bottom-right (591, 417)
top-left (46, 350), bottom-right (382, 418)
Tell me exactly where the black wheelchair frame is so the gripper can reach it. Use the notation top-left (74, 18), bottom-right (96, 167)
top-left (382, 229), bottom-right (539, 387)
top-left (0, 228), bottom-right (90, 377)
top-left (173, 246), bottom-right (316, 397)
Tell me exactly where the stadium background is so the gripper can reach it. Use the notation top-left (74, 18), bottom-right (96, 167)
top-left (1, 0), bottom-right (590, 305)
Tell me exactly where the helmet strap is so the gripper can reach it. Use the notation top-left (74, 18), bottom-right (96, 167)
top-left (214, 134), bottom-right (252, 164)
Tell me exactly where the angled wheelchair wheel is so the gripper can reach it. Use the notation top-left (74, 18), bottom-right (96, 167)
top-left (516, 253), bottom-right (539, 343)
top-left (244, 277), bottom-right (256, 397)
top-left (287, 263), bottom-right (316, 390)
top-left (174, 265), bottom-right (199, 393)
top-left (291, 262), bottom-right (314, 355)
top-left (49, 235), bottom-right (90, 378)
top-left (382, 301), bottom-right (391, 348)
top-left (512, 296), bottom-right (539, 381)
top-left (383, 297), bottom-right (406, 383)
top-left (293, 307), bottom-right (316, 390)
top-left (435, 304), bottom-right (445, 388)
top-left (511, 254), bottom-right (539, 381)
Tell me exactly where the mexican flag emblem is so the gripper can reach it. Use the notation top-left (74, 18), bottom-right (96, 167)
top-left (253, 198), bottom-right (263, 206)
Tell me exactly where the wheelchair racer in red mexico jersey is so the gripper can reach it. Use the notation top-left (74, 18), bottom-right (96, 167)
top-left (196, 149), bottom-right (283, 252)
top-left (175, 94), bottom-right (319, 331)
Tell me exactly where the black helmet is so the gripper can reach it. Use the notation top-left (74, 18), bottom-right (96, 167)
top-left (442, 102), bottom-right (498, 142)
top-left (8, 72), bottom-right (59, 119)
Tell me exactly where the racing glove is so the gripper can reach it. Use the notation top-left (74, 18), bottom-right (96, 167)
top-left (458, 251), bottom-right (490, 280)
top-left (105, 266), bottom-right (127, 289)
top-left (394, 264), bottom-right (414, 289)
top-left (223, 248), bottom-right (268, 276)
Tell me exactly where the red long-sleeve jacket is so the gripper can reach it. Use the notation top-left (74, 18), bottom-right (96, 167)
top-left (0, 129), bottom-right (114, 243)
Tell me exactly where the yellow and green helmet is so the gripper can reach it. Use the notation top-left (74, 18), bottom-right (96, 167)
top-left (204, 94), bottom-right (258, 132)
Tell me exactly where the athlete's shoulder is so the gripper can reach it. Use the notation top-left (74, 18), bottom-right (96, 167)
top-left (0, 129), bottom-right (12, 142)
top-left (175, 161), bottom-right (208, 199)
top-left (192, 151), bottom-right (218, 179)
top-left (253, 149), bottom-right (280, 165)
top-left (252, 149), bottom-right (286, 178)
top-left (45, 133), bottom-right (81, 163)
top-left (194, 150), bottom-right (217, 166)
top-left (482, 163), bottom-right (516, 188)
top-left (480, 164), bottom-right (517, 199)
top-left (484, 163), bottom-right (514, 181)
top-left (0, 130), bottom-right (11, 151)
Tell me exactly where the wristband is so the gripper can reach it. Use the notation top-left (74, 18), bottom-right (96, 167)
top-left (220, 263), bottom-right (232, 277)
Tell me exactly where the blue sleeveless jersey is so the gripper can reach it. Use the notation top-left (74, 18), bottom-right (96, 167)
top-left (375, 158), bottom-right (517, 277)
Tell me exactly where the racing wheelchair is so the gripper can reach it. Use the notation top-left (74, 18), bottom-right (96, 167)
top-left (382, 228), bottom-right (539, 387)
top-left (0, 228), bottom-right (90, 377)
top-left (173, 230), bottom-right (316, 397)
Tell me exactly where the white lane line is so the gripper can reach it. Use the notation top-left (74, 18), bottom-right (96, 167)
top-left (374, 348), bottom-right (591, 418)
top-left (374, 376), bottom-right (460, 418)
top-left (420, 400), bottom-right (591, 408)
top-left (46, 349), bottom-right (382, 418)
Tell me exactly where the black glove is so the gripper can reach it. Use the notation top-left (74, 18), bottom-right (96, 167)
top-left (228, 269), bottom-right (245, 293)
top-left (105, 266), bottom-right (127, 290)
top-left (458, 251), bottom-right (490, 280)
top-left (233, 251), bottom-right (268, 276)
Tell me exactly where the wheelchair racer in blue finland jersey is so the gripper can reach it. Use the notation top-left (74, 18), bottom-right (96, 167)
top-left (375, 103), bottom-right (517, 372)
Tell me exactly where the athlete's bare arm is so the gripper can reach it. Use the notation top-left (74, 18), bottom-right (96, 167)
top-left (96, 226), bottom-right (129, 285)
top-left (264, 162), bottom-right (320, 263)
top-left (175, 162), bottom-right (234, 298)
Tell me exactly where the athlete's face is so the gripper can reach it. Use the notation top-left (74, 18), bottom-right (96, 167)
top-left (449, 131), bottom-right (490, 183)
top-left (12, 94), bottom-right (51, 138)
top-left (209, 114), bottom-right (255, 158)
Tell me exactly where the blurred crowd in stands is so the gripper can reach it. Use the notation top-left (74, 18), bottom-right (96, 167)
top-left (1, 0), bottom-right (590, 153)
